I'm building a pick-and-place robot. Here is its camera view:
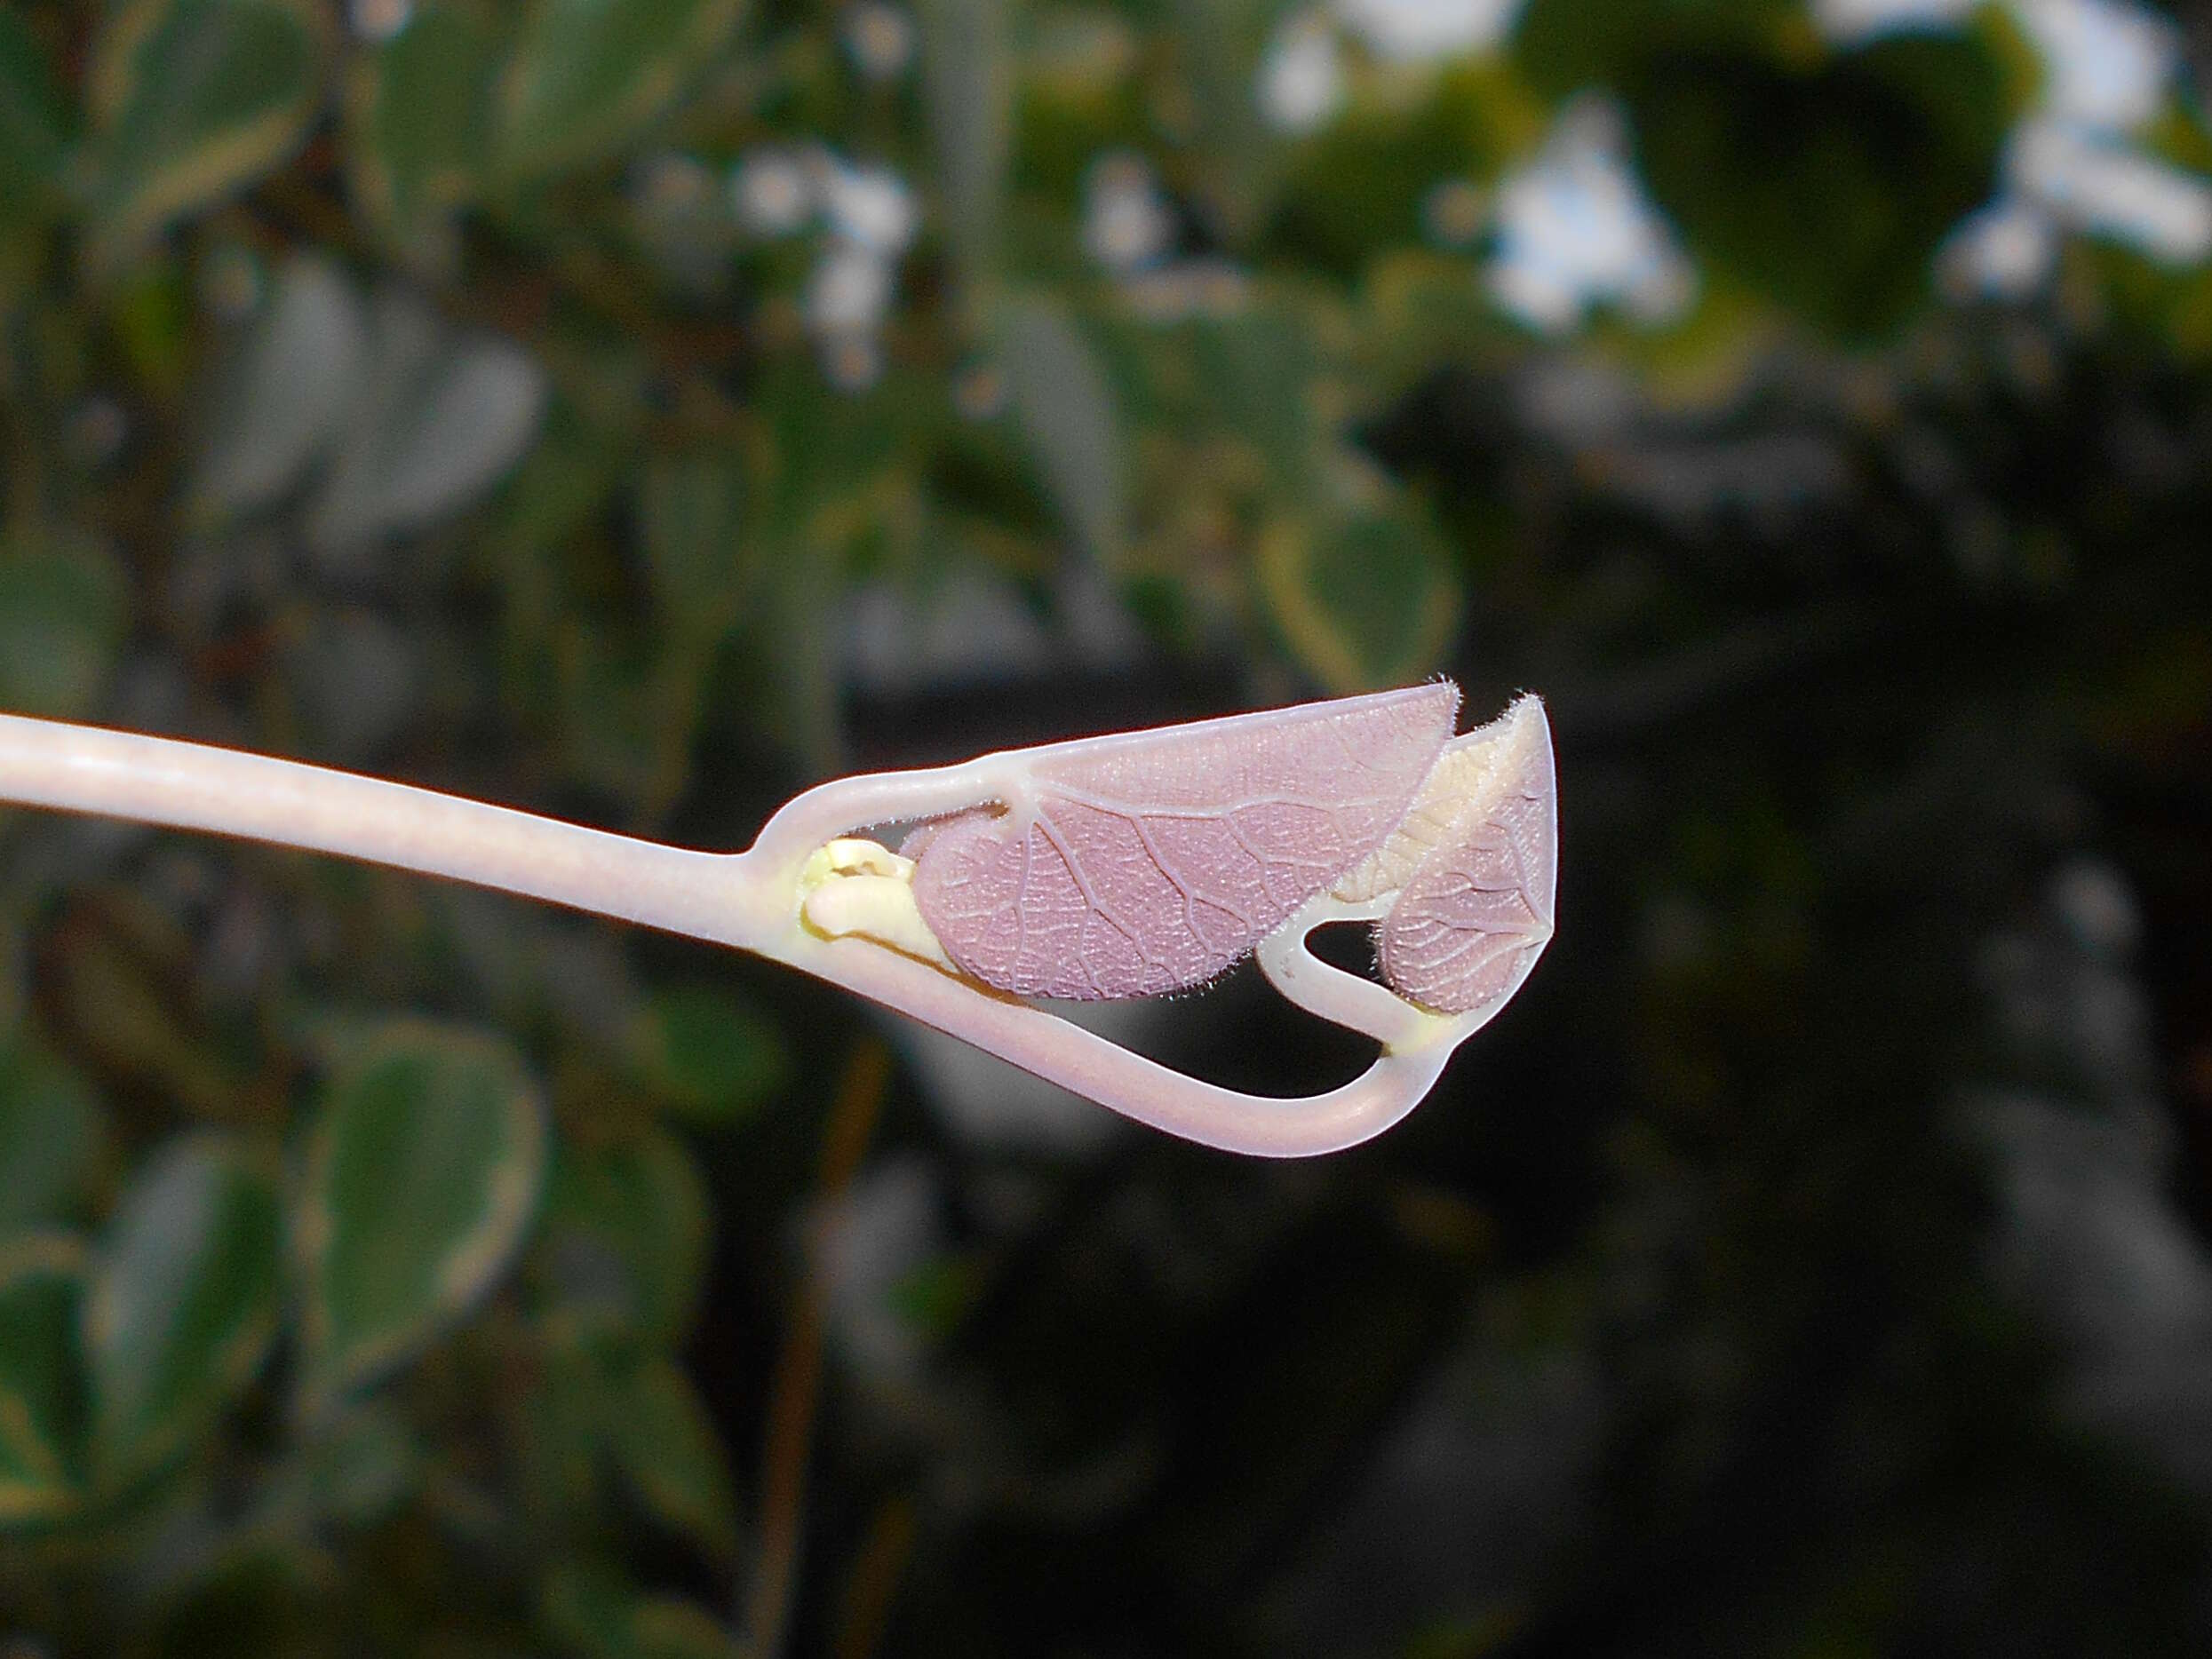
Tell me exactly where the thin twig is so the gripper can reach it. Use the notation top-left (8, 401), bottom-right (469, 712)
top-left (740, 1038), bottom-right (893, 1658)
top-left (831, 1493), bottom-right (918, 1659)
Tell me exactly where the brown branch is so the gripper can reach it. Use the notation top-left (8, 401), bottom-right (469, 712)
top-left (739, 1037), bottom-right (893, 1658)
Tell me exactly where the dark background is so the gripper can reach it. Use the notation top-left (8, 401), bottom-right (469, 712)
top-left (4, 0), bottom-right (2212, 1654)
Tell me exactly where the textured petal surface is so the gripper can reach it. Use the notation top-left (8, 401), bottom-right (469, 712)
top-left (907, 683), bottom-right (1459, 1000)
top-left (1377, 701), bottom-right (1556, 1015)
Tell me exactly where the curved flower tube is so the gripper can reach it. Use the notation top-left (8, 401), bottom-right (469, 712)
top-left (0, 684), bottom-right (1556, 1157)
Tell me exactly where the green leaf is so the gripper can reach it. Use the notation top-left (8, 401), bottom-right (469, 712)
top-left (886, 1251), bottom-right (983, 1338)
top-left (542, 1561), bottom-right (738, 1659)
top-left (84, 1135), bottom-right (281, 1486)
top-left (1174, 0), bottom-right (1287, 245)
top-left (621, 449), bottom-right (752, 807)
top-left (0, 7), bottom-right (68, 226)
top-left (1000, 297), bottom-right (1124, 565)
top-left (298, 1024), bottom-right (547, 1406)
top-left (1186, 305), bottom-right (1325, 487)
top-left (1627, 34), bottom-right (2009, 338)
top-left (304, 288), bottom-right (549, 559)
top-left (494, 0), bottom-right (748, 185)
top-left (1513, 0), bottom-right (2011, 340)
top-left (1270, 62), bottom-right (1540, 279)
top-left (625, 1601), bottom-right (741, 1659)
top-left (919, 0), bottom-right (1008, 270)
top-left (190, 255), bottom-right (369, 520)
top-left (298, 1398), bottom-right (419, 1525)
top-left (0, 1039), bottom-right (103, 1233)
top-left (81, 0), bottom-right (331, 264)
top-left (0, 898), bottom-right (23, 1037)
top-left (1257, 498), bottom-right (1462, 693)
top-left (0, 530), bottom-right (128, 721)
top-left (537, 1128), bottom-right (708, 1344)
top-left (604, 1355), bottom-right (736, 1560)
top-left (639, 451), bottom-right (754, 639)
top-left (514, 1338), bottom-right (609, 1519)
top-left (630, 984), bottom-right (787, 1125)
top-left (1009, 36), bottom-right (1151, 204)
top-left (143, 1541), bottom-right (328, 1654)
top-left (0, 1235), bottom-right (87, 1528)
top-left (1512, 0), bottom-right (1798, 100)
top-left (344, 4), bottom-right (495, 264)
top-left (109, 255), bottom-right (195, 397)
top-left (48, 897), bottom-right (242, 1119)
top-left (547, 626), bottom-right (681, 806)
top-left (542, 1560), bottom-right (639, 1659)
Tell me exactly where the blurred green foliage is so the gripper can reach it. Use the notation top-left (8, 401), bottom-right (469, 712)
top-left (4, 0), bottom-right (2212, 1654)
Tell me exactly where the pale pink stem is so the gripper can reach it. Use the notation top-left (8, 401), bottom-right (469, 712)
top-left (0, 712), bottom-right (762, 942)
top-left (767, 927), bottom-right (1456, 1155)
top-left (0, 710), bottom-right (1451, 1156)
top-left (1255, 893), bottom-right (1433, 1050)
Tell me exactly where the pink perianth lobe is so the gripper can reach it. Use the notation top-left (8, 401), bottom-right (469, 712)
top-left (1377, 709), bottom-right (1556, 1016)
top-left (905, 683), bottom-right (1459, 1001)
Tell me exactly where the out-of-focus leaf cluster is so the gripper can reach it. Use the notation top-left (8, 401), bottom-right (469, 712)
top-left (5, 0), bottom-right (2212, 1653)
